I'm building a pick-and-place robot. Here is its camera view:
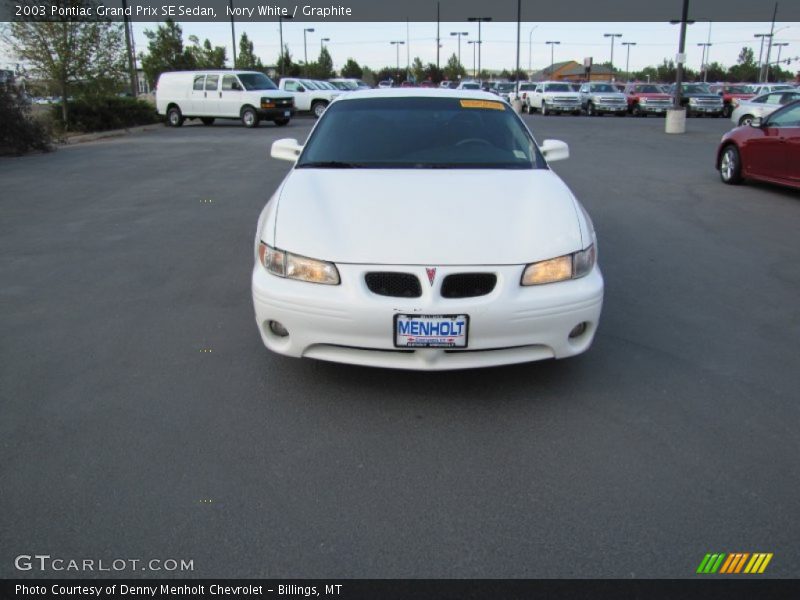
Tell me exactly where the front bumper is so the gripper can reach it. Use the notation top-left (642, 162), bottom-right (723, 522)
top-left (594, 103), bottom-right (628, 113)
top-left (258, 107), bottom-right (295, 119)
top-left (547, 103), bottom-right (581, 112)
top-left (252, 263), bottom-right (604, 370)
top-left (637, 103), bottom-right (671, 114)
top-left (687, 104), bottom-right (723, 115)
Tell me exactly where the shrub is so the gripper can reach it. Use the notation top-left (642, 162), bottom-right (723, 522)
top-left (53, 96), bottom-right (162, 132)
top-left (0, 87), bottom-right (52, 155)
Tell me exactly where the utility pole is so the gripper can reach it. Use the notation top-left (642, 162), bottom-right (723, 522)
top-left (121, 0), bottom-right (137, 96)
top-left (229, 0), bottom-right (237, 68)
top-left (436, 2), bottom-right (440, 69)
top-left (762, 2), bottom-right (779, 82)
top-left (514, 0), bottom-right (521, 91)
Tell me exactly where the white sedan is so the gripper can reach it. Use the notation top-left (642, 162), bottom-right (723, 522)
top-left (252, 89), bottom-right (604, 370)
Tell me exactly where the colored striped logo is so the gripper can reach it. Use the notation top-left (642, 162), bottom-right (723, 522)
top-left (696, 553), bottom-right (773, 574)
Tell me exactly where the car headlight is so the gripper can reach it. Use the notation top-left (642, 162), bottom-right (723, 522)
top-left (521, 245), bottom-right (596, 286)
top-left (258, 242), bottom-right (340, 285)
top-left (639, 97), bottom-right (648, 104)
top-left (689, 97), bottom-right (698, 104)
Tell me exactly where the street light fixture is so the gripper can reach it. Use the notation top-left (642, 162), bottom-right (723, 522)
top-left (467, 17), bottom-right (492, 79)
top-left (621, 41), bottom-right (636, 82)
top-left (773, 42), bottom-right (789, 69)
top-left (545, 41), bottom-right (560, 78)
top-left (303, 27), bottom-right (315, 66)
top-left (450, 31), bottom-right (468, 67)
top-left (604, 33), bottom-right (622, 80)
top-left (390, 40), bottom-right (405, 81)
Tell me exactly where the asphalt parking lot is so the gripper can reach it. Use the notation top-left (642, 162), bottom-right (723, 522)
top-left (1, 113), bottom-right (799, 578)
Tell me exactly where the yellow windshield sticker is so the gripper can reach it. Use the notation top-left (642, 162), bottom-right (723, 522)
top-left (460, 99), bottom-right (505, 110)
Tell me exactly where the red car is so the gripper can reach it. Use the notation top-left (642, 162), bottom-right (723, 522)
top-left (717, 100), bottom-right (800, 189)
top-left (716, 84), bottom-right (756, 118)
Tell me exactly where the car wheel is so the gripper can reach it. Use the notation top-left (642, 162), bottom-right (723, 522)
top-left (273, 117), bottom-right (290, 126)
top-left (632, 104), bottom-right (643, 118)
top-left (541, 102), bottom-right (548, 116)
top-left (722, 105), bottom-right (732, 118)
top-left (586, 102), bottom-right (595, 116)
top-left (167, 106), bottom-right (184, 127)
top-left (719, 145), bottom-right (743, 185)
top-left (738, 114), bottom-right (754, 127)
top-left (311, 101), bottom-right (328, 119)
top-left (241, 106), bottom-right (260, 128)
top-left (200, 117), bottom-right (215, 126)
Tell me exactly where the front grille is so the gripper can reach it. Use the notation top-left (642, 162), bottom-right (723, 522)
top-left (365, 272), bottom-right (421, 298)
top-left (600, 96), bottom-right (625, 103)
top-left (553, 96), bottom-right (579, 103)
top-left (441, 273), bottom-right (497, 299)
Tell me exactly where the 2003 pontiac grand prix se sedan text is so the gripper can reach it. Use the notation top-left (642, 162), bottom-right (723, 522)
top-left (252, 89), bottom-right (604, 370)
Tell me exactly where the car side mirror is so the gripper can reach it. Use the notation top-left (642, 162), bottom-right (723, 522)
top-left (540, 139), bottom-right (569, 163)
top-left (750, 117), bottom-right (763, 127)
top-left (297, 86), bottom-right (305, 92)
top-left (271, 138), bottom-right (303, 162)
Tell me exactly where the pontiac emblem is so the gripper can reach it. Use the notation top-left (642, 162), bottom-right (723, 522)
top-left (426, 268), bottom-right (437, 286)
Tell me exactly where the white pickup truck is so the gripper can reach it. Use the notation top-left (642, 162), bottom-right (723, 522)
top-left (277, 78), bottom-right (342, 118)
top-left (528, 81), bottom-right (582, 116)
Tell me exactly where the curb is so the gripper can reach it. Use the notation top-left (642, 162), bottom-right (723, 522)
top-left (62, 123), bottom-right (164, 145)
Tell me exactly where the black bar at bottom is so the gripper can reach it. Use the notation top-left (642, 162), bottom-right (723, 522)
top-left (3, 579), bottom-right (800, 600)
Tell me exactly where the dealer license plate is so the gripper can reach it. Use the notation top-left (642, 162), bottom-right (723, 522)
top-left (284, 110), bottom-right (291, 117)
top-left (394, 314), bottom-right (469, 348)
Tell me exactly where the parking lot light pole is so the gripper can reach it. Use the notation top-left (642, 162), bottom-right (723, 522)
top-left (390, 41), bottom-right (405, 81)
top-left (528, 26), bottom-right (538, 76)
top-left (303, 28), bottom-right (315, 66)
top-left (467, 17), bottom-right (492, 79)
top-left (229, 0), bottom-right (237, 69)
top-left (670, 0), bottom-right (693, 110)
top-left (450, 32), bottom-right (468, 67)
top-left (545, 41), bottom-right (560, 78)
top-left (604, 33), bottom-right (622, 80)
top-left (320, 37), bottom-right (330, 53)
top-left (467, 40), bottom-right (478, 77)
top-left (278, 14), bottom-right (293, 77)
top-left (622, 41), bottom-right (636, 81)
top-left (754, 33), bottom-right (771, 82)
top-left (697, 42), bottom-right (711, 81)
top-left (773, 42), bottom-right (789, 69)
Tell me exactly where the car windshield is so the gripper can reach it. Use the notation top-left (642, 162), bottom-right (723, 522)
top-left (519, 84), bottom-right (536, 91)
top-left (632, 85), bottom-right (662, 93)
top-left (460, 83), bottom-right (480, 89)
top-left (545, 84), bottom-right (571, 92)
top-left (301, 79), bottom-right (320, 89)
top-left (591, 84), bottom-right (617, 92)
top-left (726, 86), bottom-right (751, 94)
top-left (237, 73), bottom-right (277, 91)
top-left (297, 97), bottom-right (544, 170)
top-left (682, 84), bottom-right (710, 94)
top-left (496, 83), bottom-right (515, 91)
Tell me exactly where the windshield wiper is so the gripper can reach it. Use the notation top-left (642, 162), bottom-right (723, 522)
top-left (296, 161), bottom-right (364, 169)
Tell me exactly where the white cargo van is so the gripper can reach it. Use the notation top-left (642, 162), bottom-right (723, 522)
top-left (155, 70), bottom-right (295, 128)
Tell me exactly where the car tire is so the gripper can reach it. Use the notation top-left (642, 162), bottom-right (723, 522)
top-left (241, 106), bottom-right (260, 128)
top-left (200, 117), bottom-right (215, 126)
top-left (586, 102), bottom-right (595, 116)
top-left (738, 114), bottom-right (754, 127)
top-left (722, 105), bottom-right (732, 118)
top-left (632, 104), bottom-right (644, 117)
top-left (311, 101), bottom-right (328, 119)
top-left (166, 106), bottom-right (184, 127)
top-left (719, 145), bottom-right (743, 185)
top-left (541, 102), bottom-right (548, 116)
top-left (273, 117), bottom-right (290, 126)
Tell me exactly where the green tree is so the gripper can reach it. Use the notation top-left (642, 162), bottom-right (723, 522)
top-left (340, 58), bottom-right (363, 79)
top-left (276, 44), bottom-right (301, 78)
top-left (728, 46), bottom-right (758, 82)
top-left (308, 46), bottom-right (334, 79)
top-left (422, 63), bottom-right (443, 83)
top-left (361, 66), bottom-right (376, 86)
top-left (2, 0), bottom-right (126, 125)
top-left (236, 32), bottom-right (263, 70)
top-left (411, 57), bottom-right (425, 83)
top-left (140, 19), bottom-right (195, 89)
top-left (187, 35), bottom-right (227, 69)
top-left (444, 53), bottom-right (466, 81)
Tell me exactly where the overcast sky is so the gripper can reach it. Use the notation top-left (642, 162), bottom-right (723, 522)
top-left (2, 21), bottom-right (798, 74)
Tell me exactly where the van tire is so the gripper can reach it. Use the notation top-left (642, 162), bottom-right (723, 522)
top-left (273, 117), bottom-right (290, 126)
top-left (167, 106), bottom-right (184, 127)
top-left (241, 106), bottom-right (260, 128)
top-left (200, 117), bottom-right (215, 126)
top-left (311, 101), bottom-right (328, 119)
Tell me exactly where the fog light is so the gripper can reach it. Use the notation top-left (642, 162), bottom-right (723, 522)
top-left (569, 322), bottom-right (588, 339)
top-left (269, 320), bottom-right (289, 337)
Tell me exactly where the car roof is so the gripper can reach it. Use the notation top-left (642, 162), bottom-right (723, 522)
top-left (333, 88), bottom-right (506, 102)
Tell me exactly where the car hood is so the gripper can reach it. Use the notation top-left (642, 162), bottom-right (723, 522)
top-left (273, 169), bottom-right (584, 265)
